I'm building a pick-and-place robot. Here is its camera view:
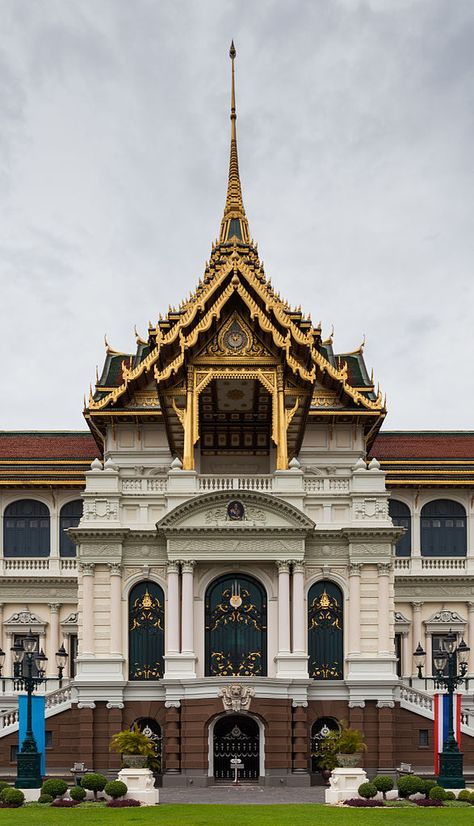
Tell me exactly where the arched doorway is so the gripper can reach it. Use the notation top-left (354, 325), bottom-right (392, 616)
top-left (205, 574), bottom-right (267, 676)
top-left (133, 717), bottom-right (162, 774)
top-left (310, 717), bottom-right (340, 773)
top-left (308, 580), bottom-right (343, 680)
top-left (213, 714), bottom-right (260, 781)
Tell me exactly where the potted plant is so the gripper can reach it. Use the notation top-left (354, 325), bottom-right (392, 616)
top-left (335, 724), bottom-right (367, 768)
top-left (110, 723), bottom-right (156, 768)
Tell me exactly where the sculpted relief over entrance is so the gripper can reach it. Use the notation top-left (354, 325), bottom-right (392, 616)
top-left (219, 683), bottom-right (255, 712)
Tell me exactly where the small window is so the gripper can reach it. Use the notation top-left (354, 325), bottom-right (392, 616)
top-left (10, 745), bottom-right (18, 762)
top-left (419, 729), bottom-right (429, 747)
top-left (45, 731), bottom-right (53, 748)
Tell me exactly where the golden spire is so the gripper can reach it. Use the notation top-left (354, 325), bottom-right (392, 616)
top-left (219, 41), bottom-right (250, 245)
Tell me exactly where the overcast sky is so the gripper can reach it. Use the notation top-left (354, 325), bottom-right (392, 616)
top-left (1, 0), bottom-right (473, 432)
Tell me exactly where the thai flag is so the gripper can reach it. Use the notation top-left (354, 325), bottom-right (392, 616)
top-left (433, 693), bottom-right (462, 775)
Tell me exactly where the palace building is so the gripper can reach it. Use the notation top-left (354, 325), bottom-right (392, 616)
top-left (1, 45), bottom-right (474, 784)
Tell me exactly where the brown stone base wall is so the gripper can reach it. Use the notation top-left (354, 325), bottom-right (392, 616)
top-left (1, 699), bottom-right (474, 781)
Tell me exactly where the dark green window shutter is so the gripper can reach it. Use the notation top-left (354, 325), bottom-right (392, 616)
top-left (128, 580), bottom-right (165, 680)
top-left (308, 580), bottom-right (343, 680)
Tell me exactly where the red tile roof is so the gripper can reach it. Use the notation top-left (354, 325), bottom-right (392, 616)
top-left (0, 432), bottom-right (98, 460)
top-left (371, 432), bottom-right (474, 459)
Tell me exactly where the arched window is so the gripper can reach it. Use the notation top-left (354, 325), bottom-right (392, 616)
top-left (308, 580), bottom-right (343, 680)
top-left (311, 717), bottom-right (340, 773)
top-left (389, 500), bottom-right (411, 557)
top-left (59, 500), bottom-right (82, 557)
top-left (205, 574), bottom-right (267, 677)
top-left (128, 581), bottom-right (165, 680)
top-left (421, 499), bottom-right (467, 557)
top-left (4, 499), bottom-right (50, 557)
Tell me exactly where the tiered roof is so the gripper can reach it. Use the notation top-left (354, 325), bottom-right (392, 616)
top-left (85, 44), bottom-right (385, 455)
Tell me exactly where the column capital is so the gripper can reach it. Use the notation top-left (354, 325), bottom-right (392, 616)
top-left (377, 562), bottom-right (392, 576)
top-left (348, 563), bottom-right (362, 577)
top-left (467, 602), bottom-right (474, 612)
top-left (290, 561), bottom-right (305, 574)
top-left (167, 561), bottom-right (180, 575)
top-left (348, 700), bottom-right (365, 708)
top-left (411, 601), bottom-right (424, 612)
top-left (48, 603), bottom-right (61, 613)
top-left (106, 702), bottom-right (124, 709)
top-left (165, 700), bottom-right (181, 708)
top-left (79, 562), bottom-right (95, 576)
top-left (180, 560), bottom-right (196, 573)
top-left (276, 560), bottom-right (291, 573)
top-left (377, 700), bottom-right (395, 709)
top-left (107, 562), bottom-right (122, 576)
top-left (77, 702), bottom-right (96, 709)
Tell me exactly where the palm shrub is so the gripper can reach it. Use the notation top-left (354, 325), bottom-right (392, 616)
top-left (41, 778), bottom-right (68, 799)
top-left (104, 780), bottom-right (128, 799)
top-left (69, 786), bottom-right (87, 801)
top-left (373, 775), bottom-right (394, 799)
top-left (110, 723), bottom-right (155, 758)
top-left (358, 782), bottom-right (377, 799)
top-left (80, 772), bottom-right (107, 800)
top-left (397, 775), bottom-right (425, 798)
top-left (337, 725), bottom-right (367, 754)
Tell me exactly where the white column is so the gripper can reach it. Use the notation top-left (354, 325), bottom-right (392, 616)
top-left (348, 564), bottom-right (362, 655)
top-left (424, 630), bottom-right (432, 675)
top-left (412, 497), bottom-right (421, 557)
top-left (166, 562), bottom-right (180, 654)
top-left (47, 603), bottom-right (61, 676)
top-left (292, 562), bottom-right (305, 653)
top-left (411, 602), bottom-right (423, 676)
top-left (401, 632), bottom-right (410, 679)
top-left (468, 603), bottom-right (474, 676)
top-left (108, 564), bottom-right (122, 656)
top-left (377, 564), bottom-right (391, 655)
top-left (80, 563), bottom-right (95, 656)
top-left (0, 603), bottom-right (3, 653)
top-left (181, 560), bottom-right (195, 654)
top-left (277, 561), bottom-right (291, 653)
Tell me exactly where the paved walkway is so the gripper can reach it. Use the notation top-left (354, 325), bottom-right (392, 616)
top-left (160, 785), bottom-right (326, 804)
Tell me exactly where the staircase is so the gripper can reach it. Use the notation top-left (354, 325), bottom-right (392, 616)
top-left (0, 684), bottom-right (74, 738)
top-left (398, 683), bottom-right (474, 739)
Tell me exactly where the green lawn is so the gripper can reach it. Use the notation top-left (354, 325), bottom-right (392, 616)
top-left (1, 805), bottom-right (473, 825)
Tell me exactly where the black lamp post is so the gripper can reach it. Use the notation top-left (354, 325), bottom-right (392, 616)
top-left (8, 629), bottom-right (68, 789)
top-left (414, 629), bottom-right (470, 789)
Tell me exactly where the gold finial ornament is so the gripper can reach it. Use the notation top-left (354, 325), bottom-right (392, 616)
top-left (319, 589), bottom-right (331, 609)
top-left (141, 589), bottom-right (153, 609)
top-left (219, 41), bottom-right (250, 245)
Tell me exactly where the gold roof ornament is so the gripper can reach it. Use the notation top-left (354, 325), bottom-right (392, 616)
top-left (319, 589), bottom-right (331, 608)
top-left (219, 41), bottom-right (251, 245)
top-left (141, 589), bottom-right (153, 609)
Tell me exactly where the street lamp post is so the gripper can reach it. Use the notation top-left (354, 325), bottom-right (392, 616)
top-left (414, 629), bottom-right (470, 789)
top-left (3, 629), bottom-right (68, 789)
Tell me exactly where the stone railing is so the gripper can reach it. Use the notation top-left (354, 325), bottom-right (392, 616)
top-left (395, 557), bottom-right (470, 576)
top-left (0, 684), bottom-right (73, 737)
top-left (198, 475), bottom-right (274, 493)
top-left (398, 684), bottom-right (474, 737)
top-left (303, 477), bottom-right (350, 494)
top-left (122, 477), bottom-right (167, 494)
top-left (0, 558), bottom-right (77, 577)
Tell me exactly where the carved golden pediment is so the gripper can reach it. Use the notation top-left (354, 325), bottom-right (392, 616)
top-left (125, 385), bottom-right (160, 409)
top-left (197, 312), bottom-right (268, 359)
top-left (311, 385), bottom-right (343, 409)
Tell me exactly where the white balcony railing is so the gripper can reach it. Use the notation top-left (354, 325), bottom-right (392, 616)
top-left (0, 558), bottom-right (77, 576)
top-left (394, 557), bottom-right (469, 576)
top-left (198, 475), bottom-right (274, 493)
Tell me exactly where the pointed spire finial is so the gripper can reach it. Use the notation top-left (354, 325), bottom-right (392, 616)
top-left (219, 41), bottom-right (250, 245)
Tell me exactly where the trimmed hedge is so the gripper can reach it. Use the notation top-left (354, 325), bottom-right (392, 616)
top-left (397, 775), bottom-right (425, 798)
top-left (69, 786), bottom-right (87, 801)
top-left (429, 785), bottom-right (447, 801)
top-left (107, 798), bottom-right (141, 807)
top-left (41, 778), bottom-right (68, 799)
top-left (373, 775), bottom-right (394, 798)
top-left (80, 773), bottom-right (107, 800)
top-left (38, 794), bottom-right (53, 804)
top-left (104, 780), bottom-right (128, 799)
top-left (358, 782), bottom-right (377, 800)
top-left (1, 788), bottom-right (25, 807)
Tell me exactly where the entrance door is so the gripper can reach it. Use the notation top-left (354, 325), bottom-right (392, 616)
top-left (213, 714), bottom-right (260, 781)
